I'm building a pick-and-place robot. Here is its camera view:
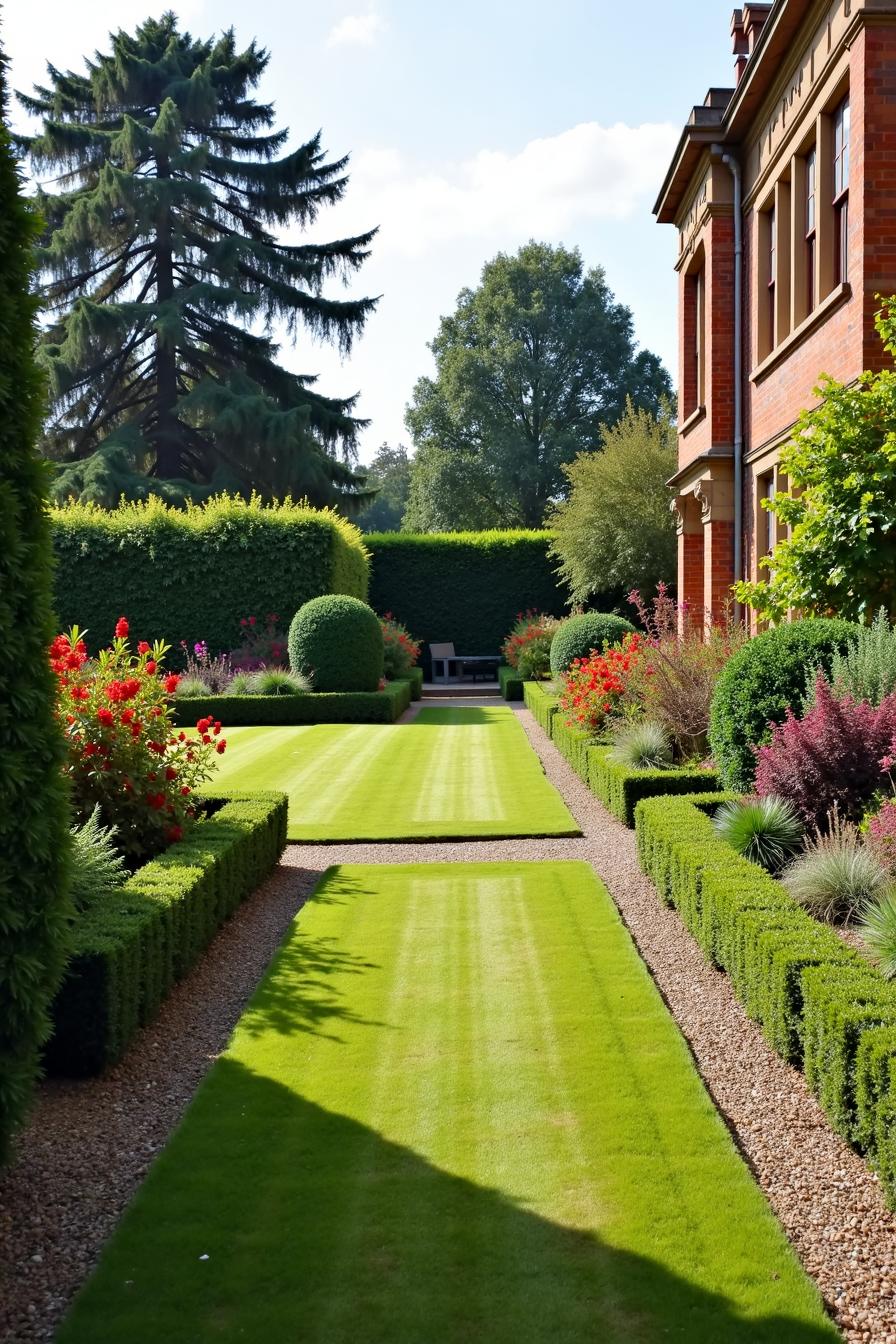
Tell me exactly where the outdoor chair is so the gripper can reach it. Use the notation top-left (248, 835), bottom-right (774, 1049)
top-left (429, 643), bottom-right (501, 684)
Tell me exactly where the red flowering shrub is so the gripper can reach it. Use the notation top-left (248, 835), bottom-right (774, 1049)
top-left (754, 673), bottom-right (896, 829)
top-left (51, 617), bottom-right (225, 861)
top-left (868, 801), bottom-right (896, 874)
top-left (502, 610), bottom-right (558, 679)
top-left (230, 612), bottom-right (287, 671)
top-left (380, 612), bottom-right (421, 680)
top-left (559, 633), bottom-right (645, 733)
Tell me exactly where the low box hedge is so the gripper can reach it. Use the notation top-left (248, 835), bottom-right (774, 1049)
top-left (172, 679), bottom-right (412, 727)
top-left (523, 680), bottom-right (560, 734)
top-left (45, 791), bottom-right (288, 1077)
top-left (635, 792), bottom-right (896, 1206)
top-left (406, 668), bottom-right (424, 701)
top-left (551, 716), bottom-right (594, 781)
top-left (498, 665), bottom-right (524, 701)
top-left (589, 747), bottom-right (721, 827)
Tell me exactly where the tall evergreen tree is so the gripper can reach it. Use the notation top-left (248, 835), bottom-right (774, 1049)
top-left (0, 43), bottom-right (71, 1161)
top-left (18, 13), bottom-right (378, 507)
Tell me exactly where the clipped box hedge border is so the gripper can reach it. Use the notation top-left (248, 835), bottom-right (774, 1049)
top-left (172, 678), bottom-right (413, 727)
top-left (523, 680), bottom-right (560, 734)
top-left (588, 746), bottom-right (721, 827)
top-left (498, 665), bottom-right (523, 701)
top-left (635, 792), bottom-right (896, 1206)
top-left (46, 790), bottom-right (288, 1077)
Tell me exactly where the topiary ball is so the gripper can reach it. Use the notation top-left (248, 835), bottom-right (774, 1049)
top-left (288, 595), bottom-right (384, 693)
top-left (708, 617), bottom-right (860, 792)
top-left (549, 612), bottom-right (636, 679)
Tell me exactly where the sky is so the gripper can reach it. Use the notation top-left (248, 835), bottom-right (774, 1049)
top-left (3, 0), bottom-right (736, 463)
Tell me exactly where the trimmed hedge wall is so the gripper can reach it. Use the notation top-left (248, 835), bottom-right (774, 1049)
top-left (589, 747), bottom-right (722, 827)
top-left (407, 667), bottom-right (424, 701)
top-left (635, 793), bottom-right (896, 1206)
top-left (46, 791), bottom-right (288, 1077)
top-left (50, 495), bottom-right (370, 660)
top-left (551, 716), bottom-right (595, 780)
top-left (523, 680), bottom-right (560, 735)
top-left (366, 531), bottom-right (584, 674)
top-left (172, 679), bottom-right (413, 727)
top-left (498, 665), bottom-right (524, 701)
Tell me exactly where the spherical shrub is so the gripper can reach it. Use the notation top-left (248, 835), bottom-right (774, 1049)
top-left (708, 618), bottom-right (859, 791)
top-left (288, 595), bottom-right (384, 693)
top-left (712, 795), bottom-right (804, 873)
top-left (608, 720), bottom-right (673, 771)
top-left (549, 612), bottom-right (636, 679)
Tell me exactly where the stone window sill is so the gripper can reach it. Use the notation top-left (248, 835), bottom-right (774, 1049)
top-left (679, 405), bottom-right (706, 435)
top-left (750, 282), bottom-right (852, 385)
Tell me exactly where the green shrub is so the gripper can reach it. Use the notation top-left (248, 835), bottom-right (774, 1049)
top-left (173, 681), bottom-right (412, 727)
top-left (247, 667), bottom-right (310, 696)
top-left (523, 680), bottom-right (560, 735)
top-left (405, 668), bottom-right (424, 701)
top-left (366, 531), bottom-right (582, 674)
top-left (549, 611), bottom-right (636, 678)
top-left (70, 808), bottom-right (127, 911)
top-left (813, 608), bottom-right (896, 708)
top-left (608, 721), bottom-right (672, 771)
top-left (46, 792), bottom-right (288, 1076)
top-left (590, 748), bottom-right (721, 827)
top-left (0, 58), bottom-right (72, 1164)
top-left (176, 674), bottom-right (212, 697)
top-left (498, 665), bottom-right (524, 701)
top-left (288, 594), bottom-right (383, 692)
top-left (51, 494), bottom-right (370, 661)
top-left (712, 796), bottom-right (804, 873)
top-left (551, 715), bottom-right (595, 780)
top-left (859, 889), bottom-right (896, 979)
top-left (709, 618), bottom-right (860, 791)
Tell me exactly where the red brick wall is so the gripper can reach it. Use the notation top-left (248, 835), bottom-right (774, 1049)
top-left (860, 25), bottom-right (896, 370)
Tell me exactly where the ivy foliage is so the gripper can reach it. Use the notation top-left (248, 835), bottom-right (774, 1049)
top-left (737, 299), bottom-right (896, 622)
top-left (0, 48), bottom-right (72, 1161)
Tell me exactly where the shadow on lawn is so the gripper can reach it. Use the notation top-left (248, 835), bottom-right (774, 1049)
top-left (411, 707), bottom-right (511, 725)
top-left (59, 1063), bottom-right (840, 1344)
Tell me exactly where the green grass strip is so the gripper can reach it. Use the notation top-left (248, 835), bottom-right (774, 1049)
top-left (209, 706), bottom-right (580, 841)
top-left (59, 862), bottom-right (835, 1343)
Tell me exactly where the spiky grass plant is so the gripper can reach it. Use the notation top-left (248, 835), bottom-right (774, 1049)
top-left (69, 807), bottom-right (127, 910)
top-left (175, 675), bottom-right (212, 698)
top-left (782, 811), bottom-right (889, 923)
top-left (226, 671), bottom-right (255, 695)
top-left (712, 795), bottom-right (804, 873)
top-left (608, 721), bottom-right (673, 771)
top-left (858, 888), bottom-right (896, 979)
top-left (247, 667), bottom-right (311, 696)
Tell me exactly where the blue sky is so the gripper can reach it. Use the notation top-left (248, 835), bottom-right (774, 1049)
top-left (5, 1), bottom-right (735, 462)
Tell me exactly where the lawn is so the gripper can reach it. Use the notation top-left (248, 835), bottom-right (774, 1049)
top-left (58, 862), bottom-right (836, 1343)
top-left (206, 706), bottom-right (580, 840)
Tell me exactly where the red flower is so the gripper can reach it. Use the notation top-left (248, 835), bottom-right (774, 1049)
top-left (115, 617), bottom-right (129, 639)
top-left (216, 740), bottom-right (227, 754)
top-left (137, 641), bottom-right (151, 655)
top-left (145, 660), bottom-right (157, 675)
top-left (248, 615), bottom-right (256, 627)
top-left (163, 674), bottom-right (180, 694)
top-left (167, 825), bottom-right (183, 843)
top-left (97, 707), bottom-right (114, 727)
top-left (165, 766), bottom-right (178, 781)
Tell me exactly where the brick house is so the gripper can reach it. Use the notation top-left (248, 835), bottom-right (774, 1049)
top-left (654, 0), bottom-right (896, 624)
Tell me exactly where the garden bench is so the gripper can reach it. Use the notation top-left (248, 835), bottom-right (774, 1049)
top-left (429, 643), bottom-right (501, 684)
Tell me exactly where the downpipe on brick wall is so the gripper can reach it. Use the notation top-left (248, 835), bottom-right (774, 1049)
top-left (711, 144), bottom-right (743, 622)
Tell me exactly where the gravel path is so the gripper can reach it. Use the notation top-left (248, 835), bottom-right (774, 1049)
top-left (1, 699), bottom-right (895, 1341)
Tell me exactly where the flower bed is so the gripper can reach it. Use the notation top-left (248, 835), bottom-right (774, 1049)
top-left (172, 679), bottom-right (414, 727)
top-left (523, 680), bottom-right (559, 734)
top-left (589, 746), bottom-right (722, 827)
top-left (635, 792), bottom-right (896, 1207)
top-left (46, 790), bottom-right (288, 1076)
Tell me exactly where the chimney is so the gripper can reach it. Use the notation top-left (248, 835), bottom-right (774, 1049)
top-left (742, 3), bottom-right (772, 53)
top-left (731, 9), bottom-right (749, 84)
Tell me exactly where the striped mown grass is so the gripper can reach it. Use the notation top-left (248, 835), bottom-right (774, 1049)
top-left (207, 706), bottom-right (580, 841)
top-left (58, 862), bottom-right (836, 1343)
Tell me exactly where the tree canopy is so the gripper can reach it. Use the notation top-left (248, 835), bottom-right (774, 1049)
top-left (403, 241), bottom-right (672, 530)
top-left (355, 442), bottom-right (412, 532)
top-left (18, 13), bottom-right (378, 508)
top-left (548, 400), bottom-right (678, 602)
top-left (736, 299), bottom-right (896, 623)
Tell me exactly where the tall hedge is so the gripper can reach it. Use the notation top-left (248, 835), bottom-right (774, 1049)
top-left (0, 51), bottom-right (71, 1162)
top-left (367, 531), bottom-right (604, 669)
top-left (51, 495), bottom-right (370, 658)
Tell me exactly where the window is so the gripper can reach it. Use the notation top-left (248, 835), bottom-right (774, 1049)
top-left (683, 262), bottom-right (705, 418)
top-left (805, 147), bottom-right (816, 313)
top-left (833, 96), bottom-right (850, 284)
top-left (761, 472), bottom-right (776, 560)
top-left (767, 205), bottom-right (776, 345)
top-left (693, 268), bottom-right (704, 409)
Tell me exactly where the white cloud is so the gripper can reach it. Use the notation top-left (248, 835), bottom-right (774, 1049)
top-left (323, 120), bottom-right (679, 258)
top-left (326, 13), bottom-right (386, 48)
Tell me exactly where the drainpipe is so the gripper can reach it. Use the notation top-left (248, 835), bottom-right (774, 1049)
top-left (711, 144), bottom-right (744, 622)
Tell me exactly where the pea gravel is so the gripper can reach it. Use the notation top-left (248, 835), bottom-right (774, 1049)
top-left (1, 697), bottom-right (894, 1342)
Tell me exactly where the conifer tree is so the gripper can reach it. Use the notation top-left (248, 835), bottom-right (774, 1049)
top-left (17, 13), bottom-right (378, 507)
